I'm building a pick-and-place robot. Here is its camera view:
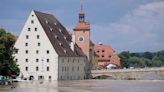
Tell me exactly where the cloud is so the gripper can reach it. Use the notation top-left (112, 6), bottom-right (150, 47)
top-left (92, 1), bottom-right (164, 52)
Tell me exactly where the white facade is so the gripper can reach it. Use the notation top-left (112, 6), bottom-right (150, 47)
top-left (14, 11), bottom-right (87, 80)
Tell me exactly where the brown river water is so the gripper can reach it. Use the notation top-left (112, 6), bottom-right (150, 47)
top-left (0, 80), bottom-right (164, 92)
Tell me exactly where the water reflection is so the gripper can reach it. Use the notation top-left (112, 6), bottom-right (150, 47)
top-left (0, 80), bottom-right (164, 92)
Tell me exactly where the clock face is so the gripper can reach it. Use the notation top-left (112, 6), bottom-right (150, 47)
top-left (78, 36), bottom-right (84, 42)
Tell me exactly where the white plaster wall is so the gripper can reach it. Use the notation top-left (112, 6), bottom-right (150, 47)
top-left (58, 57), bottom-right (86, 80)
top-left (14, 11), bottom-right (58, 80)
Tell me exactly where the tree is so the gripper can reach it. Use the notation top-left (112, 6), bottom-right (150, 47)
top-left (0, 28), bottom-right (20, 77)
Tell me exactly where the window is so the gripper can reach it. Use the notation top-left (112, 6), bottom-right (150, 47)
top-left (15, 59), bottom-right (18, 62)
top-left (36, 66), bottom-right (39, 71)
top-left (25, 43), bottom-right (28, 46)
top-left (35, 28), bottom-right (37, 31)
top-left (72, 67), bottom-right (74, 71)
top-left (38, 42), bottom-right (40, 46)
top-left (37, 35), bottom-right (39, 39)
top-left (47, 50), bottom-right (49, 54)
top-left (25, 58), bottom-right (28, 62)
top-left (77, 66), bottom-right (79, 71)
top-left (15, 49), bottom-right (18, 54)
top-left (97, 50), bottom-right (100, 53)
top-left (102, 50), bottom-right (105, 52)
top-left (31, 20), bottom-right (34, 24)
top-left (47, 59), bottom-right (49, 62)
top-left (25, 50), bottom-right (28, 54)
top-left (49, 76), bottom-right (51, 80)
top-left (36, 59), bottom-right (39, 62)
top-left (32, 15), bottom-right (34, 17)
top-left (36, 50), bottom-right (39, 54)
top-left (67, 67), bottom-right (69, 71)
top-left (25, 67), bottom-right (28, 71)
top-left (109, 55), bottom-right (111, 58)
top-left (102, 55), bottom-right (104, 58)
top-left (28, 28), bottom-right (31, 31)
top-left (26, 35), bottom-right (29, 39)
top-left (62, 67), bottom-right (64, 72)
top-left (47, 66), bottom-right (49, 71)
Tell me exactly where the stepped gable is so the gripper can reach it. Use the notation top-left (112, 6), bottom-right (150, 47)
top-left (34, 10), bottom-right (85, 57)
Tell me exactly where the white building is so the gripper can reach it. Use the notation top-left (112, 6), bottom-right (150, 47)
top-left (14, 10), bottom-right (88, 80)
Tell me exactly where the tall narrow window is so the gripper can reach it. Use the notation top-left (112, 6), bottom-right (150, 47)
top-left (25, 50), bottom-right (28, 54)
top-left (72, 67), bottom-right (74, 71)
top-left (38, 42), bottom-right (40, 46)
top-left (37, 35), bottom-right (39, 39)
top-left (77, 66), bottom-right (79, 71)
top-left (47, 50), bottom-right (49, 54)
top-left (47, 66), bottom-right (49, 71)
top-left (35, 28), bottom-right (37, 31)
top-left (36, 59), bottom-right (39, 62)
top-left (26, 35), bottom-right (29, 39)
top-left (25, 43), bottom-right (28, 46)
top-left (36, 66), bottom-right (39, 71)
top-left (25, 58), bottom-right (28, 62)
top-left (28, 28), bottom-right (31, 31)
top-left (15, 59), bottom-right (18, 62)
top-left (31, 20), bottom-right (34, 24)
top-left (47, 59), bottom-right (49, 62)
top-left (36, 50), bottom-right (39, 54)
top-left (25, 67), bottom-right (28, 71)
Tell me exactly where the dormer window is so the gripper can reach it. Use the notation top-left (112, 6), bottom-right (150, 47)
top-left (45, 20), bottom-right (49, 24)
top-left (59, 28), bottom-right (62, 32)
top-left (54, 22), bottom-right (57, 25)
top-left (50, 27), bottom-right (53, 31)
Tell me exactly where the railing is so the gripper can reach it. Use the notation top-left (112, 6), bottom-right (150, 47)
top-left (91, 67), bottom-right (164, 74)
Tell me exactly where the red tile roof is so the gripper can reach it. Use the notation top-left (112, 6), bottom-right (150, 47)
top-left (94, 44), bottom-right (121, 66)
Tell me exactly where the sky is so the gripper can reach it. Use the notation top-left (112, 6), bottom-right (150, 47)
top-left (0, 0), bottom-right (164, 53)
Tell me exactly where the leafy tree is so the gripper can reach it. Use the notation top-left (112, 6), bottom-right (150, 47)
top-left (0, 28), bottom-right (20, 77)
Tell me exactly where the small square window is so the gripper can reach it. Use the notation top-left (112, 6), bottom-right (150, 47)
top-left (36, 66), bottom-right (39, 71)
top-left (25, 50), bottom-right (28, 54)
top-left (32, 15), bottom-right (34, 17)
top-left (38, 42), bottom-right (40, 46)
top-left (102, 50), bottom-right (105, 52)
top-left (47, 59), bottom-right (49, 62)
top-left (15, 59), bottom-right (18, 62)
top-left (25, 67), bottom-right (28, 71)
top-left (35, 28), bottom-right (37, 31)
top-left (28, 28), bottom-right (31, 31)
top-left (37, 35), bottom-right (39, 39)
top-left (47, 50), bottom-right (49, 54)
top-left (25, 58), bottom-right (28, 62)
top-left (25, 43), bottom-right (28, 46)
top-left (31, 20), bottom-right (34, 24)
top-left (47, 66), bottom-right (49, 71)
top-left (102, 55), bottom-right (104, 58)
top-left (26, 35), bottom-right (29, 39)
top-left (36, 59), bottom-right (39, 62)
top-left (36, 50), bottom-right (39, 54)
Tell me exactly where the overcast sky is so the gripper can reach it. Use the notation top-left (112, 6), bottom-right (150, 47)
top-left (0, 0), bottom-right (164, 53)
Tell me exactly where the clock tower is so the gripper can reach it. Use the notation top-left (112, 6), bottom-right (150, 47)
top-left (73, 2), bottom-right (90, 60)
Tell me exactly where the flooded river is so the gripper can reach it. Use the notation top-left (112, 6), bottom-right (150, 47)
top-left (0, 80), bottom-right (164, 92)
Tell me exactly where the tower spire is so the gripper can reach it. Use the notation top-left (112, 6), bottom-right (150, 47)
top-left (80, 0), bottom-right (83, 12)
top-left (79, 0), bottom-right (85, 22)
